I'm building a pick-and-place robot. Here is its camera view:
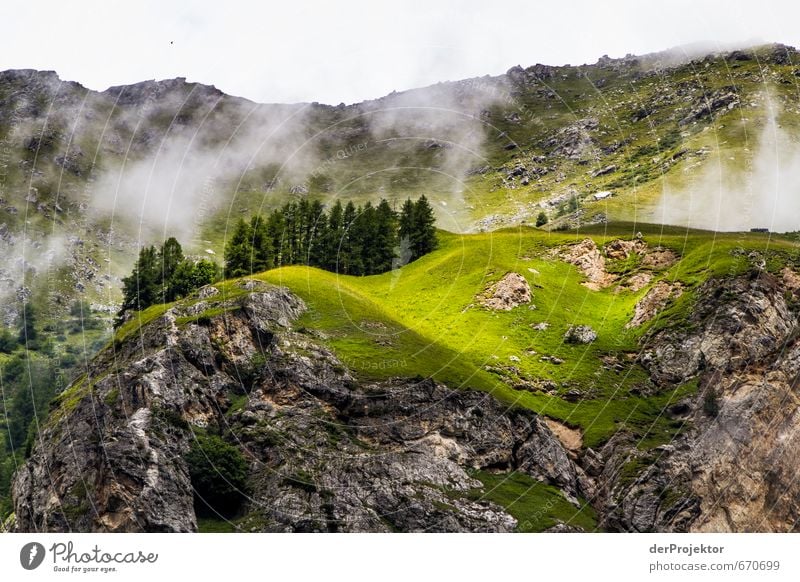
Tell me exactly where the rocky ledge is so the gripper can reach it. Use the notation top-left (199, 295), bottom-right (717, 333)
top-left (12, 281), bottom-right (589, 532)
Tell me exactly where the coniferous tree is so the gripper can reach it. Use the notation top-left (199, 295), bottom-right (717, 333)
top-left (282, 202), bottom-right (299, 264)
top-left (118, 239), bottom-right (220, 325)
top-left (160, 237), bottom-right (184, 279)
top-left (17, 302), bottom-right (37, 345)
top-left (536, 211), bottom-right (548, 227)
top-left (159, 237), bottom-right (184, 302)
top-left (0, 327), bottom-right (17, 353)
top-left (355, 202), bottom-right (377, 275)
top-left (250, 215), bottom-right (273, 273)
top-left (324, 200), bottom-right (344, 271)
top-left (308, 200), bottom-right (329, 267)
top-left (118, 245), bottom-right (160, 322)
top-left (224, 218), bottom-right (254, 278)
top-left (412, 195), bottom-right (438, 259)
top-left (7, 379), bottom-right (33, 450)
top-left (266, 209), bottom-right (287, 267)
top-left (398, 198), bottom-right (416, 254)
top-left (220, 195), bottom-right (436, 278)
top-left (374, 199), bottom-right (398, 273)
top-left (297, 198), bottom-right (314, 261)
top-left (340, 202), bottom-right (358, 274)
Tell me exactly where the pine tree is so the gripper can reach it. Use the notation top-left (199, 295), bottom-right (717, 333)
top-left (7, 378), bottom-right (33, 450)
top-left (308, 200), bottom-right (329, 267)
top-left (297, 198), bottom-right (312, 260)
top-left (159, 237), bottom-right (184, 302)
top-left (160, 237), bottom-right (184, 279)
top-left (17, 302), bottom-right (37, 345)
top-left (282, 202), bottom-right (299, 264)
top-left (412, 195), bottom-right (438, 259)
top-left (266, 209), bottom-right (287, 267)
top-left (398, 198), bottom-right (415, 249)
top-left (118, 245), bottom-right (160, 323)
top-left (250, 215), bottom-right (273, 273)
top-left (324, 200), bottom-right (344, 271)
top-left (340, 201), bottom-right (358, 274)
top-left (0, 327), bottom-right (17, 353)
top-left (224, 218), bottom-right (254, 278)
top-left (356, 202), bottom-right (377, 274)
top-left (374, 199), bottom-right (398, 273)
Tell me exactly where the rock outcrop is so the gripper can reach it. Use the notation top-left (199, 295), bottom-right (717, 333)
top-left (12, 270), bottom-right (800, 534)
top-left (559, 239), bottom-right (617, 290)
top-left (478, 272), bottom-right (532, 310)
top-left (13, 283), bottom-right (588, 533)
top-left (599, 271), bottom-right (800, 532)
top-left (564, 325), bottom-right (598, 344)
top-left (626, 281), bottom-right (682, 327)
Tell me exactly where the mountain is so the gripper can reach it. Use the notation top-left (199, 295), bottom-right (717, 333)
top-left (8, 225), bottom-right (800, 532)
top-left (1, 42), bottom-right (800, 323)
top-left (3, 43), bottom-right (800, 532)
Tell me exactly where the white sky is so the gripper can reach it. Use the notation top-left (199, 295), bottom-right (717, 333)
top-left (3, 0), bottom-right (800, 104)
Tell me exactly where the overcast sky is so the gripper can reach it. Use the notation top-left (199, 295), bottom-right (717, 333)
top-left (3, 0), bottom-right (800, 104)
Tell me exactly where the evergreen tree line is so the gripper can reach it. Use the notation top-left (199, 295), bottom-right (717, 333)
top-left (117, 237), bottom-right (220, 325)
top-left (225, 195), bottom-right (438, 277)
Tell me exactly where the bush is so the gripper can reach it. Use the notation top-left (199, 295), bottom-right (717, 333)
top-left (185, 434), bottom-right (248, 516)
top-left (535, 212), bottom-right (548, 227)
top-left (703, 388), bottom-right (720, 417)
top-left (0, 328), bottom-right (17, 353)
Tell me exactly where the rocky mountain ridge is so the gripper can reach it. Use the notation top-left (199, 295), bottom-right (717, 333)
top-left (11, 262), bottom-right (800, 532)
top-left (12, 281), bottom-right (591, 532)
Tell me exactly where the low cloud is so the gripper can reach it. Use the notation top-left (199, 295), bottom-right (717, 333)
top-left (655, 98), bottom-right (800, 232)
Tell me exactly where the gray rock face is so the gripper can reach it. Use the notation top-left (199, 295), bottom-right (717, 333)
top-left (14, 271), bottom-right (800, 533)
top-left (564, 325), bottom-right (597, 344)
top-left (640, 273), bottom-right (795, 386)
top-left (600, 271), bottom-right (800, 532)
top-left (12, 286), bottom-right (587, 533)
top-left (542, 118), bottom-right (599, 160)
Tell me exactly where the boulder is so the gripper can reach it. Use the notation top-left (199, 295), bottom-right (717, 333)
top-left (564, 325), bottom-right (597, 344)
top-left (478, 272), bottom-right (532, 311)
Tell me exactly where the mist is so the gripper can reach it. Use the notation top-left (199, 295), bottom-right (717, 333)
top-left (655, 99), bottom-right (800, 233)
top-left (355, 78), bottom-right (507, 232)
top-left (89, 97), bottom-right (320, 244)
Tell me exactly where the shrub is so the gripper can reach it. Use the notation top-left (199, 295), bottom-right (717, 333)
top-left (185, 434), bottom-right (248, 516)
top-left (0, 328), bottom-right (17, 353)
top-left (703, 388), bottom-right (720, 417)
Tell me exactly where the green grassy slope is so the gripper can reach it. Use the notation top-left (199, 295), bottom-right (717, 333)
top-left (217, 225), bottom-right (800, 448)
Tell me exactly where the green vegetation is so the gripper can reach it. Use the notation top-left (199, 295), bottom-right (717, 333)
top-left (117, 237), bottom-right (220, 326)
top-left (461, 470), bottom-right (597, 532)
top-left (197, 517), bottom-right (238, 533)
top-left (255, 226), bottom-right (769, 447)
top-left (703, 388), bottom-right (720, 417)
top-left (225, 196), bottom-right (438, 278)
top-left (4, 45), bottom-right (800, 530)
top-left (0, 327), bottom-right (17, 354)
top-left (186, 433), bottom-right (249, 517)
top-left (17, 302), bottom-right (38, 347)
top-left (7, 218), bottom-right (798, 524)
